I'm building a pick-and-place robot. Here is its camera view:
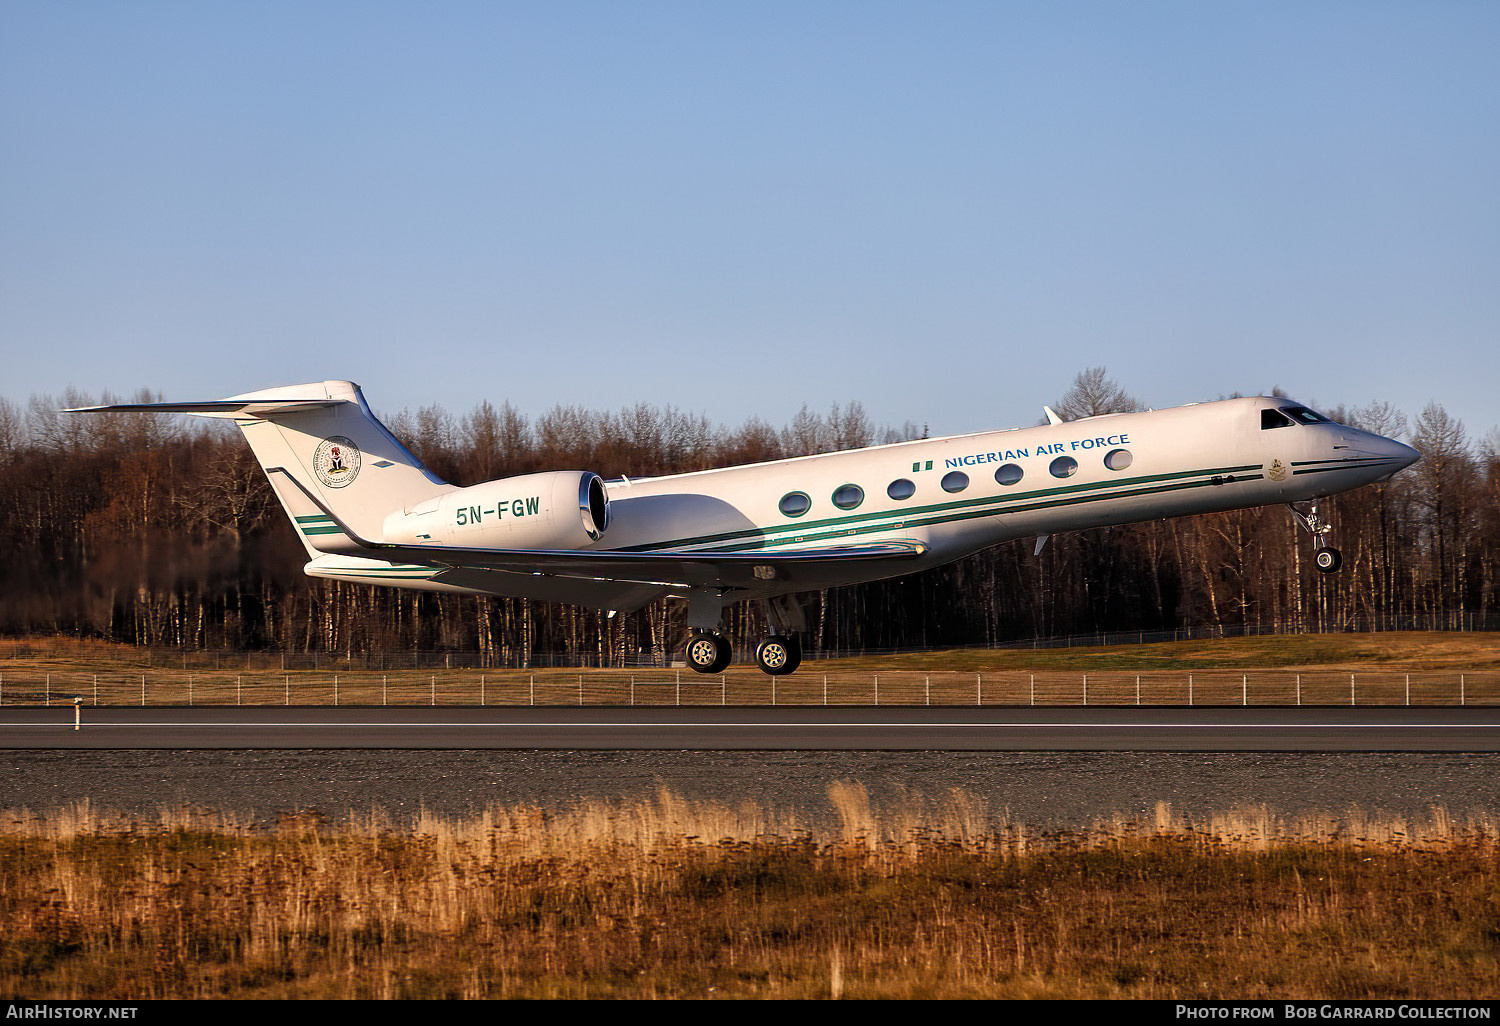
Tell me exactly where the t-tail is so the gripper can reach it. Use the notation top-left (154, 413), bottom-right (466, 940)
top-left (67, 380), bottom-right (453, 556)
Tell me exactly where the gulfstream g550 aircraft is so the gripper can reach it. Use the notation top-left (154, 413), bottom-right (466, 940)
top-left (70, 380), bottom-right (1419, 675)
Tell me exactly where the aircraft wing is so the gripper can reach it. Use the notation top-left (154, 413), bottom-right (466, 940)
top-left (358, 540), bottom-right (929, 589)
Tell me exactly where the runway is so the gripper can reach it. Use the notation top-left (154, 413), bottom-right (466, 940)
top-left (2, 705), bottom-right (1498, 750)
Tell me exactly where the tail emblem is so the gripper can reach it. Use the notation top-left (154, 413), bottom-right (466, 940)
top-left (314, 436), bottom-right (362, 488)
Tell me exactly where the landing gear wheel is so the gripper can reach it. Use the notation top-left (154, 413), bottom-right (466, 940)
top-left (1314, 546), bottom-right (1343, 574)
top-left (685, 633), bottom-right (732, 674)
top-left (755, 635), bottom-right (801, 676)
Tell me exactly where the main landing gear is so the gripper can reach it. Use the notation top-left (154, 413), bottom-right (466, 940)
top-left (685, 632), bottom-right (732, 674)
top-left (1289, 500), bottom-right (1343, 574)
top-left (684, 631), bottom-right (803, 675)
top-left (754, 635), bottom-right (802, 675)
top-left (681, 592), bottom-right (806, 677)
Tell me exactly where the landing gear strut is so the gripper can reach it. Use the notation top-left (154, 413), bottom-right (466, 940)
top-left (1289, 500), bottom-right (1343, 574)
top-left (755, 596), bottom-right (806, 676)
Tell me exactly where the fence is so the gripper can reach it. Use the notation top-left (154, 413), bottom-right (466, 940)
top-left (1, 667), bottom-right (1496, 707)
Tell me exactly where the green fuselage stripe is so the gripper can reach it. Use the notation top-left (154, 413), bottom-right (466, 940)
top-left (701, 473), bottom-right (1266, 553)
top-left (615, 463), bottom-right (1261, 554)
top-left (1292, 458), bottom-right (1400, 477)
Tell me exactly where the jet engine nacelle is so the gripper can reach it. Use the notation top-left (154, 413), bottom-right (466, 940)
top-left (384, 471), bottom-right (610, 550)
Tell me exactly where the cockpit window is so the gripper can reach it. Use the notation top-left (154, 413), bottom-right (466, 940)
top-left (1261, 409), bottom-right (1295, 430)
top-left (1280, 406), bottom-right (1331, 425)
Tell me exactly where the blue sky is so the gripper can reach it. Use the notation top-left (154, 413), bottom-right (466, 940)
top-left (3, 2), bottom-right (1497, 441)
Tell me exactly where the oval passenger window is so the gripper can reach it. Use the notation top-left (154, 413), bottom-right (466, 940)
top-left (832, 484), bottom-right (864, 510)
top-left (995, 463), bottom-right (1023, 486)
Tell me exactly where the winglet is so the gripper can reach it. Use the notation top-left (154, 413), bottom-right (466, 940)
top-left (1043, 406), bottom-right (1064, 425)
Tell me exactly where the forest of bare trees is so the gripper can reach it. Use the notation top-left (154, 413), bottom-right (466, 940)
top-left (0, 372), bottom-right (1495, 666)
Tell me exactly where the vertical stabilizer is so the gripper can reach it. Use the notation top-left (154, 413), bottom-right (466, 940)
top-left (227, 381), bottom-right (454, 551)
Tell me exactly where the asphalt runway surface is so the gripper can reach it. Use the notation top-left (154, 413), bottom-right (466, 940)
top-left (3, 705), bottom-right (1498, 831)
top-left (1, 705), bottom-right (1497, 751)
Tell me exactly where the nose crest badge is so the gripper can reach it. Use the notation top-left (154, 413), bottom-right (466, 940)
top-left (1267, 459), bottom-right (1287, 482)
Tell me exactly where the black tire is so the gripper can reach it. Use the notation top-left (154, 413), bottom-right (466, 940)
top-left (755, 635), bottom-right (802, 676)
top-left (685, 633), bottom-right (732, 674)
top-left (1314, 546), bottom-right (1343, 574)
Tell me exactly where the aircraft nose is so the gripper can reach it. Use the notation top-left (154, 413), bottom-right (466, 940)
top-left (1391, 439), bottom-right (1421, 469)
top-left (1345, 430), bottom-right (1419, 478)
top-left (1364, 434), bottom-right (1420, 475)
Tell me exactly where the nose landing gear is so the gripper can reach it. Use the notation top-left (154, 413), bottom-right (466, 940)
top-left (1313, 546), bottom-right (1343, 573)
top-left (1289, 501), bottom-right (1343, 574)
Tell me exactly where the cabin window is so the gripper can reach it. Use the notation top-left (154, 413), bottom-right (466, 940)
top-left (1261, 409), bottom-right (1294, 430)
top-left (1104, 448), bottom-right (1133, 471)
top-left (832, 484), bottom-right (864, 510)
top-left (778, 491), bottom-right (811, 518)
top-left (887, 478), bottom-right (916, 501)
top-left (994, 463), bottom-right (1023, 486)
top-left (941, 471), bottom-right (969, 493)
top-left (1049, 456), bottom-right (1078, 479)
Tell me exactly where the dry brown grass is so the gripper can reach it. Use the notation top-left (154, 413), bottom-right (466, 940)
top-left (814, 631), bottom-right (1500, 673)
top-left (0, 637), bottom-right (155, 671)
top-left (11, 633), bottom-right (1500, 672)
top-left (3, 790), bottom-right (1498, 999)
top-left (3, 633), bottom-right (1498, 706)
top-left (6, 631), bottom-right (1500, 676)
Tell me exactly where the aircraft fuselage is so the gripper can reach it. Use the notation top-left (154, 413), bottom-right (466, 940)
top-left (588, 395), bottom-right (1415, 595)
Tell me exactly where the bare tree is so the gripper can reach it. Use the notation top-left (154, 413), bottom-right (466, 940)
top-left (0, 397), bottom-right (24, 465)
top-left (1054, 367), bottom-right (1141, 420)
top-left (783, 404), bottom-right (828, 455)
top-left (1410, 402), bottom-right (1475, 615)
top-left (1352, 400), bottom-right (1407, 440)
top-left (827, 401), bottom-right (874, 451)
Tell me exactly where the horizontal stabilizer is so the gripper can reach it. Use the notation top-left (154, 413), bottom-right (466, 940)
top-left (65, 398), bottom-right (344, 418)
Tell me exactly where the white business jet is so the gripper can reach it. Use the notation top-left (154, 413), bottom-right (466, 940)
top-left (70, 381), bottom-right (1419, 675)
